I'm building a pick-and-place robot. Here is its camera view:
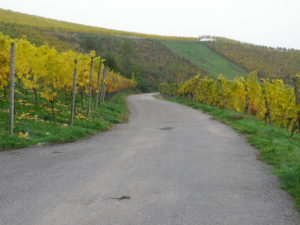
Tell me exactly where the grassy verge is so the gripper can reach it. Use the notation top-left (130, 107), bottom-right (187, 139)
top-left (159, 95), bottom-right (300, 210)
top-left (0, 91), bottom-right (131, 150)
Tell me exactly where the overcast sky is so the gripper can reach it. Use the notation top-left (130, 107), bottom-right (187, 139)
top-left (1, 0), bottom-right (300, 49)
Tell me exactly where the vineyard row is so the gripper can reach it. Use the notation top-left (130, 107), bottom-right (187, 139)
top-left (159, 73), bottom-right (300, 135)
top-left (0, 33), bottom-right (136, 135)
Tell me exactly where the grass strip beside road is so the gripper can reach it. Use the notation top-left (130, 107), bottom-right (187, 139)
top-left (159, 95), bottom-right (300, 211)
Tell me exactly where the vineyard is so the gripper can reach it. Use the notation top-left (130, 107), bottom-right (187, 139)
top-left (0, 33), bottom-right (135, 149)
top-left (203, 36), bottom-right (300, 82)
top-left (0, 9), bottom-right (197, 41)
top-left (159, 73), bottom-right (300, 134)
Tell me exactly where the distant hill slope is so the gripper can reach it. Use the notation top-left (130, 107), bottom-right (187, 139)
top-left (205, 36), bottom-right (300, 82)
top-left (160, 40), bottom-right (247, 79)
top-left (0, 22), bottom-right (78, 51)
top-left (0, 8), bottom-right (196, 41)
top-left (0, 9), bottom-right (200, 90)
top-left (2, 8), bottom-right (300, 87)
top-left (76, 33), bottom-right (200, 89)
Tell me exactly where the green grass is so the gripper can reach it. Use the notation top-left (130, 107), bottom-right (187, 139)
top-left (160, 40), bottom-right (248, 79)
top-left (0, 90), bottom-right (131, 150)
top-left (159, 95), bottom-right (300, 211)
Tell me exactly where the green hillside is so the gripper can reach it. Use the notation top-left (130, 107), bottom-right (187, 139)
top-left (160, 40), bottom-right (248, 79)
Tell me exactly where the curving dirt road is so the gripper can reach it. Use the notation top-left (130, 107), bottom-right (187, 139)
top-left (0, 93), bottom-right (299, 225)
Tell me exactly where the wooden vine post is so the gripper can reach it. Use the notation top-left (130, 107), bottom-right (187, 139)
top-left (70, 59), bottom-right (78, 126)
top-left (260, 79), bottom-right (272, 124)
top-left (95, 58), bottom-right (102, 111)
top-left (244, 83), bottom-right (250, 114)
top-left (100, 66), bottom-right (108, 104)
top-left (294, 77), bottom-right (300, 131)
top-left (218, 79), bottom-right (226, 109)
top-left (102, 67), bottom-right (109, 103)
top-left (87, 56), bottom-right (94, 117)
top-left (99, 65), bottom-right (106, 104)
top-left (204, 91), bottom-right (207, 104)
top-left (9, 42), bottom-right (16, 135)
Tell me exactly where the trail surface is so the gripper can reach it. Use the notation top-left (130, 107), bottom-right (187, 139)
top-left (0, 94), bottom-right (299, 225)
